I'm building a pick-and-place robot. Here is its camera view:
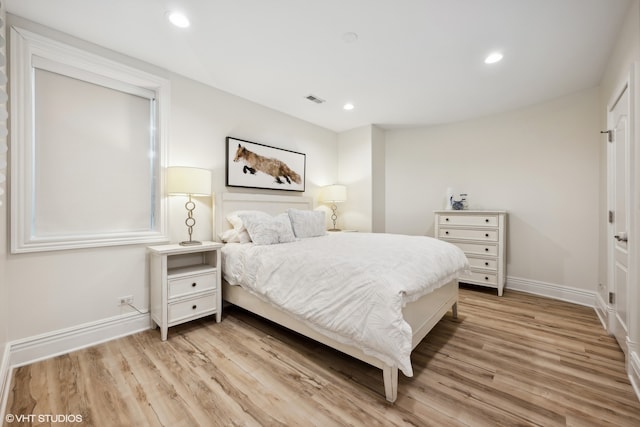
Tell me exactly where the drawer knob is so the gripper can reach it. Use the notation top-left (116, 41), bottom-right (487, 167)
top-left (485, 276), bottom-right (489, 281)
top-left (485, 219), bottom-right (489, 223)
top-left (485, 233), bottom-right (489, 237)
top-left (192, 282), bottom-right (197, 287)
top-left (485, 262), bottom-right (489, 266)
top-left (192, 305), bottom-right (197, 310)
top-left (445, 218), bottom-right (450, 222)
top-left (485, 248), bottom-right (489, 252)
top-left (445, 231), bottom-right (449, 235)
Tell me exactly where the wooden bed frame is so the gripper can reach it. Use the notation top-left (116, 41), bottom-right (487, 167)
top-left (216, 192), bottom-right (458, 402)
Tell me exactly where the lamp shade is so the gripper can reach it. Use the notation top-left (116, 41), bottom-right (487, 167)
top-left (167, 167), bottom-right (212, 196)
top-left (321, 184), bottom-right (347, 203)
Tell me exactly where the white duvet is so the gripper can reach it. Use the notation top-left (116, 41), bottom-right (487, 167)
top-left (222, 232), bottom-right (468, 376)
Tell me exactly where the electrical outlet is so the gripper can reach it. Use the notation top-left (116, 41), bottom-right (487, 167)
top-left (118, 295), bottom-right (133, 305)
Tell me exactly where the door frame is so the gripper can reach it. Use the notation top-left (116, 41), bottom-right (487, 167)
top-left (607, 63), bottom-right (639, 396)
top-left (631, 63), bottom-right (640, 397)
top-left (607, 73), bottom-right (630, 353)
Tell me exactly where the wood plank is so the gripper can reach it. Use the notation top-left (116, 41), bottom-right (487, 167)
top-left (4, 287), bottom-right (640, 426)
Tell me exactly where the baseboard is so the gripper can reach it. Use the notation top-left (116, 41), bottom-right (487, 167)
top-left (0, 342), bottom-right (11, 423)
top-left (629, 347), bottom-right (640, 403)
top-left (594, 291), bottom-right (610, 331)
top-left (506, 276), bottom-right (596, 307)
top-left (9, 311), bottom-right (152, 368)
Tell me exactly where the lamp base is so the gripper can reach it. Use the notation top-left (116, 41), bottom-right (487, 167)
top-left (327, 228), bottom-right (342, 232)
top-left (179, 240), bottom-right (202, 246)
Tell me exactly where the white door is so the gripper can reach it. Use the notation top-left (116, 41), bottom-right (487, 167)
top-left (608, 82), bottom-right (630, 354)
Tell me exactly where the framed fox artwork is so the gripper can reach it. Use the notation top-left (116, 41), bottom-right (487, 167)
top-left (225, 137), bottom-right (306, 192)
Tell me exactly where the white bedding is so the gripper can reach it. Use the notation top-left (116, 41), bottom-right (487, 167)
top-left (222, 232), bottom-right (468, 376)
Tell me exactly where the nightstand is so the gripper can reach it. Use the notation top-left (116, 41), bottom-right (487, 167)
top-left (148, 241), bottom-right (223, 340)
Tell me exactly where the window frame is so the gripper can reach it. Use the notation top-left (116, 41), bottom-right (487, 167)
top-left (10, 26), bottom-right (169, 253)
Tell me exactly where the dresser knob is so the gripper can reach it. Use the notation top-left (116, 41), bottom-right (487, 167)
top-left (485, 248), bottom-right (489, 252)
top-left (192, 305), bottom-right (197, 310)
top-left (445, 231), bottom-right (449, 235)
top-left (192, 282), bottom-right (197, 287)
top-left (485, 262), bottom-right (489, 266)
top-left (445, 218), bottom-right (449, 222)
top-left (485, 233), bottom-right (489, 237)
top-left (485, 277), bottom-right (489, 281)
top-left (485, 219), bottom-right (489, 223)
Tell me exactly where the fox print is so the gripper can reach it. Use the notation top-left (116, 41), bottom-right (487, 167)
top-left (233, 144), bottom-right (302, 185)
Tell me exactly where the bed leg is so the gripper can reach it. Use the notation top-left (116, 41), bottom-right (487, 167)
top-left (383, 365), bottom-right (398, 403)
top-left (452, 301), bottom-right (458, 319)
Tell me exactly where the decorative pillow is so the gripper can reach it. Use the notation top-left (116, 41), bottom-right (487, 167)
top-left (219, 228), bottom-right (251, 244)
top-left (287, 209), bottom-right (327, 238)
top-left (238, 212), bottom-right (296, 245)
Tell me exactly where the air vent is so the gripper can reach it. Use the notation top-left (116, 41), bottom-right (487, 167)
top-left (305, 94), bottom-right (325, 104)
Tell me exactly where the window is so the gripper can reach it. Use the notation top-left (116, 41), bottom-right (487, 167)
top-left (10, 26), bottom-right (169, 253)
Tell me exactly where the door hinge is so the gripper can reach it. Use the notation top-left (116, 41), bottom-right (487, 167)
top-left (608, 210), bottom-right (615, 223)
top-left (601, 129), bottom-right (613, 143)
top-left (609, 292), bottom-right (615, 304)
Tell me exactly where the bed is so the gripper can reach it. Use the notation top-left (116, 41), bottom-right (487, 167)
top-left (215, 192), bottom-right (467, 402)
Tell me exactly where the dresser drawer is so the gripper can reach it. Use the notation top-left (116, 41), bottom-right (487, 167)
top-left (169, 272), bottom-right (216, 298)
top-left (449, 241), bottom-right (498, 257)
top-left (467, 257), bottom-right (498, 271)
top-left (439, 228), bottom-right (498, 242)
top-left (439, 214), bottom-right (498, 227)
top-left (459, 270), bottom-right (498, 286)
top-left (168, 293), bottom-right (216, 324)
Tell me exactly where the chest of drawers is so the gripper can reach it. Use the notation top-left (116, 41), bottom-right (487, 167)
top-left (434, 210), bottom-right (507, 296)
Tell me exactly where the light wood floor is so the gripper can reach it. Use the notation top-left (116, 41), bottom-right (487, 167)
top-left (5, 286), bottom-right (640, 426)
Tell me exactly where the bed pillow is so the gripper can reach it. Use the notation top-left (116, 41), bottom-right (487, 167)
top-left (238, 212), bottom-right (296, 245)
top-left (219, 228), bottom-right (251, 244)
top-left (226, 210), bottom-right (270, 230)
top-left (287, 209), bottom-right (327, 238)
top-left (222, 210), bottom-right (271, 243)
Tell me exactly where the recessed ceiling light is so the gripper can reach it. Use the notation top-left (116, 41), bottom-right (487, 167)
top-left (343, 103), bottom-right (355, 111)
top-left (168, 12), bottom-right (190, 28)
top-left (484, 52), bottom-right (503, 64)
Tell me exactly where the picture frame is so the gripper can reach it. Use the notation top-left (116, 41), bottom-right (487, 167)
top-left (226, 137), bottom-right (306, 192)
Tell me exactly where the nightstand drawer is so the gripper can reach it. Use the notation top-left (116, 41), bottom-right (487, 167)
top-left (460, 271), bottom-right (498, 286)
top-left (439, 214), bottom-right (498, 227)
top-left (169, 272), bottom-right (217, 298)
top-left (168, 293), bottom-right (216, 324)
top-left (439, 228), bottom-right (498, 242)
top-left (467, 257), bottom-right (498, 271)
top-left (449, 241), bottom-right (498, 257)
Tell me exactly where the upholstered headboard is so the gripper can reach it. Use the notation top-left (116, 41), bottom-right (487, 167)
top-left (215, 192), bottom-right (313, 239)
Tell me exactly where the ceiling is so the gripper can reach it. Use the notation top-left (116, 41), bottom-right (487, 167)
top-left (5, 0), bottom-right (632, 133)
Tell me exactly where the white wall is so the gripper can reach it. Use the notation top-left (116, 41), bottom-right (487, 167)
top-left (0, 3), bottom-right (9, 411)
top-left (5, 17), bottom-right (338, 346)
top-left (336, 124), bottom-right (387, 233)
top-left (338, 125), bottom-right (373, 231)
top-left (168, 73), bottom-right (339, 242)
top-left (385, 88), bottom-right (601, 293)
top-left (371, 125), bottom-right (386, 232)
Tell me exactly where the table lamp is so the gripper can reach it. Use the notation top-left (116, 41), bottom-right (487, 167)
top-left (321, 184), bottom-right (347, 231)
top-left (167, 166), bottom-right (212, 245)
